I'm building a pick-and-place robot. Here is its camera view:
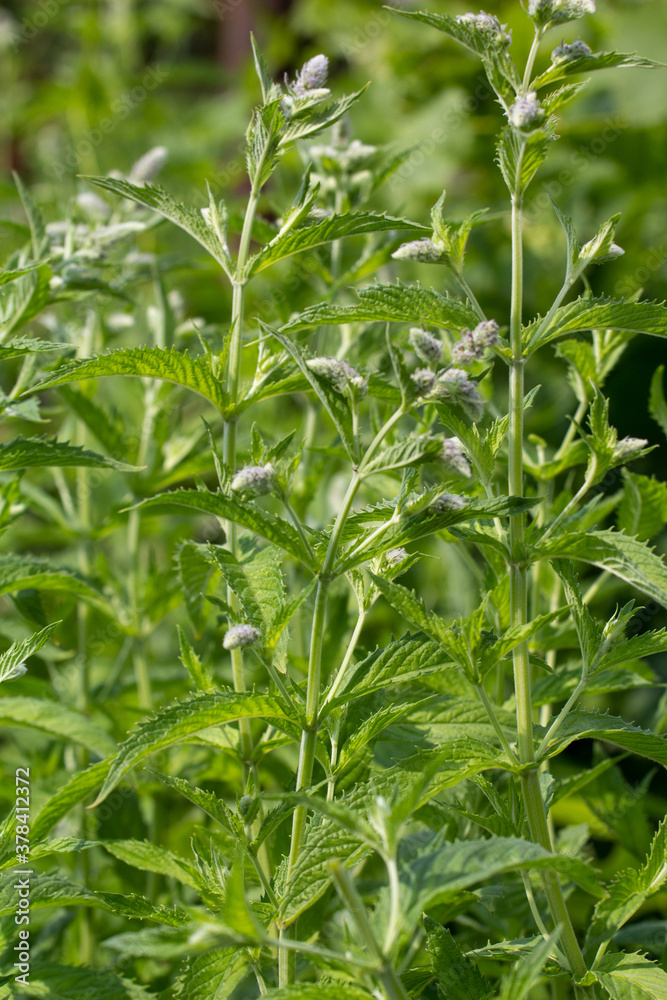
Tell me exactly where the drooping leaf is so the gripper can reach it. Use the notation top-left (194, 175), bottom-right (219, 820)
top-left (524, 297), bottom-right (667, 353)
top-left (91, 691), bottom-right (293, 806)
top-left (27, 346), bottom-right (230, 412)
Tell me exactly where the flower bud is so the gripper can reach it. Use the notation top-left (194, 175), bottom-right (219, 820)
top-left (551, 40), bottom-right (592, 62)
top-left (411, 367), bottom-right (437, 396)
top-left (239, 794), bottom-right (255, 817)
top-left (76, 192), bottom-right (109, 221)
top-left (223, 624), bottom-right (262, 650)
top-left (614, 437), bottom-right (648, 462)
top-left (129, 146), bottom-right (168, 184)
top-left (441, 437), bottom-right (472, 477)
top-left (385, 547), bottom-right (409, 566)
top-left (392, 238), bottom-right (445, 264)
top-left (529, 0), bottom-right (595, 26)
top-left (307, 357), bottom-right (368, 396)
top-left (456, 11), bottom-right (512, 46)
top-left (293, 55), bottom-right (329, 96)
top-left (230, 464), bottom-right (276, 496)
top-left (409, 327), bottom-right (442, 363)
top-left (507, 92), bottom-right (545, 131)
top-left (436, 368), bottom-right (484, 421)
top-left (430, 492), bottom-right (468, 513)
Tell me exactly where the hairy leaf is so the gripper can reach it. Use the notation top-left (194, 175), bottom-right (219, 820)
top-left (524, 297), bottom-right (667, 353)
top-left (0, 436), bottom-right (138, 471)
top-left (0, 622), bottom-right (57, 684)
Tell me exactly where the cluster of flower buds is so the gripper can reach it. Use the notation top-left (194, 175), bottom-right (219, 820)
top-left (614, 436), bottom-right (649, 462)
top-left (410, 367), bottom-right (484, 421)
top-left (291, 54), bottom-right (330, 98)
top-left (441, 437), bottom-right (472, 477)
top-left (456, 11), bottom-right (512, 46)
top-left (507, 92), bottom-right (545, 132)
top-left (551, 40), bottom-right (592, 62)
top-left (529, 0), bottom-right (595, 26)
top-left (409, 327), bottom-right (443, 364)
top-left (392, 238), bottom-right (445, 264)
top-left (230, 463), bottom-right (276, 496)
top-left (452, 319), bottom-right (499, 366)
top-left (430, 492), bottom-right (468, 513)
top-left (307, 356), bottom-right (368, 396)
top-left (223, 624), bottom-right (262, 650)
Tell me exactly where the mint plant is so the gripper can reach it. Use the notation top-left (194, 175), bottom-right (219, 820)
top-left (2, 5), bottom-right (667, 1000)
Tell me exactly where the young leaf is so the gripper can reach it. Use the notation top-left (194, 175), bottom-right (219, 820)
top-left (101, 839), bottom-right (202, 891)
top-left (27, 346), bottom-right (230, 413)
top-left (178, 627), bottom-right (214, 692)
top-left (0, 622), bottom-right (57, 684)
top-left (91, 691), bottom-right (293, 807)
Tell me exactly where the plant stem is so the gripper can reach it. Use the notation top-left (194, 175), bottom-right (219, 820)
top-left (540, 456), bottom-right (597, 545)
top-left (522, 27), bottom-right (544, 91)
top-left (475, 683), bottom-right (519, 764)
top-left (508, 171), bottom-right (592, 997)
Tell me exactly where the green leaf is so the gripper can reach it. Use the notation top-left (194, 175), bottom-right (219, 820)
top-left (593, 951), bottom-right (667, 1000)
top-left (249, 212), bottom-right (428, 275)
top-left (132, 488), bottom-right (319, 571)
top-left (361, 434), bottom-right (444, 476)
top-left (497, 933), bottom-right (560, 1000)
top-left (171, 946), bottom-right (248, 1000)
top-left (524, 297), bottom-right (667, 353)
top-left (497, 123), bottom-right (557, 194)
top-left (154, 771), bottom-right (244, 840)
top-left (31, 760), bottom-right (112, 840)
top-left (59, 386), bottom-right (131, 463)
top-left (392, 8), bottom-right (513, 59)
top-left (27, 346), bottom-right (230, 412)
top-left (649, 366), bottom-right (667, 441)
top-left (177, 541), bottom-right (217, 633)
top-left (280, 89), bottom-right (368, 145)
top-left (178, 627), bottom-right (214, 692)
top-left (539, 529), bottom-right (667, 607)
top-left (0, 337), bottom-right (67, 361)
top-left (618, 472), bottom-right (667, 541)
top-left (425, 915), bottom-right (494, 1000)
top-left (0, 436), bottom-right (138, 472)
top-left (0, 622), bottom-right (57, 684)
top-left (101, 839), bottom-right (201, 890)
top-left (263, 325), bottom-right (356, 459)
top-left (281, 281), bottom-right (478, 335)
top-left (533, 50), bottom-right (664, 90)
top-left (539, 708), bottom-right (667, 767)
top-left (258, 988), bottom-right (373, 1000)
top-left (91, 691), bottom-right (292, 806)
top-left (586, 816), bottom-right (667, 952)
top-left (0, 553), bottom-right (102, 601)
top-left (0, 697), bottom-right (115, 756)
top-left (83, 176), bottom-right (233, 272)
top-left (12, 961), bottom-right (155, 1000)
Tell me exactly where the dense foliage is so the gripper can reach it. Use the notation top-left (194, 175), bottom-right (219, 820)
top-left (1, 2), bottom-right (667, 999)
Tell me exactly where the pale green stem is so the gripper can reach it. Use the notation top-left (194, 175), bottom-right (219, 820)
top-left (508, 158), bottom-right (592, 997)
top-left (475, 683), bottom-right (519, 765)
top-left (539, 456), bottom-right (598, 545)
top-left (281, 494), bottom-right (315, 563)
top-left (522, 27), bottom-right (545, 91)
top-left (536, 677), bottom-right (586, 760)
top-left (329, 861), bottom-right (409, 1000)
top-left (384, 854), bottom-right (402, 955)
top-left (520, 871), bottom-right (569, 968)
top-left (324, 607), bottom-right (366, 708)
top-left (555, 394), bottom-right (589, 459)
top-left (455, 272), bottom-right (487, 323)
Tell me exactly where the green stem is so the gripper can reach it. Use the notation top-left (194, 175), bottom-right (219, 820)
top-left (475, 683), bottom-right (519, 764)
top-left (508, 173), bottom-right (592, 997)
top-left (539, 456), bottom-right (597, 545)
top-left (522, 27), bottom-right (544, 91)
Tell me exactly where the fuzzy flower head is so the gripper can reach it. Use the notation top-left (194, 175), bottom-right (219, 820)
top-left (230, 463), bottom-right (276, 496)
top-left (430, 492), bottom-right (468, 513)
top-left (409, 327), bottom-right (442, 364)
top-left (307, 357), bottom-right (368, 397)
top-left (223, 624), bottom-right (262, 650)
top-left (452, 319), bottom-right (499, 366)
top-left (385, 547), bottom-right (409, 566)
top-left (293, 54), bottom-right (329, 97)
top-left (614, 436), bottom-right (648, 462)
top-left (440, 437), bottom-right (472, 477)
top-left (411, 367), bottom-right (438, 397)
top-left (552, 39), bottom-right (592, 62)
top-left (436, 368), bottom-right (484, 421)
top-left (456, 11), bottom-right (512, 45)
top-left (529, 0), bottom-right (595, 26)
top-left (392, 238), bottom-right (444, 264)
top-left (129, 146), bottom-right (168, 184)
top-left (507, 92), bottom-right (545, 132)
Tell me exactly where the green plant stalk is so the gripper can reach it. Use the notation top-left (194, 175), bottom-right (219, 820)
top-left (509, 176), bottom-right (592, 997)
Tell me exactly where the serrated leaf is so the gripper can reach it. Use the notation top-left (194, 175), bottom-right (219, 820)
top-left (31, 760), bottom-right (112, 841)
top-left (0, 553), bottom-right (102, 601)
top-left (91, 691), bottom-right (292, 806)
top-left (497, 932), bottom-right (560, 1000)
top-left (27, 346), bottom-right (230, 412)
top-left (83, 176), bottom-right (232, 271)
top-left (0, 622), bottom-right (57, 683)
top-left (171, 946), bottom-right (248, 1000)
top-left (361, 434), bottom-right (444, 476)
top-left (539, 529), bottom-right (667, 607)
top-left (593, 951), bottom-right (667, 1000)
top-left (539, 708), bottom-right (667, 767)
top-left (0, 436), bottom-right (138, 471)
top-left (178, 627), bottom-right (214, 692)
top-left (101, 839), bottom-right (201, 890)
top-left (12, 961), bottom-right (155, 1000)
top-left (524, 297), bottom-right (667, 353)
top-left (59, 385), bottom-right (131, 462)
top-left (281, 281), bottom-right (478, 335)
top-left (618, 472), bottom-right (667, 541)
top-left (533, 50), bottom-right (664, 90)
top-left (155, 771), bottom-right (244, 839)
top-left (132, 488), bottom-right (319, 571)
top-left (0, 337), bottom-right (67, 361)
top-left (249, 212), bottom-right (427, 274)
top-left (586, 816), bottom-right (667, 952)
top-left (497, 123), bottom-right (556, 193)
top-left (0, 696), bottom-right (115, 756)
top-left (256, 987), bottom-right (372, 1000)
top-left (425, 915), bottom-right (494, 1000)
top-left (177, 541), bottom-right (217, 633)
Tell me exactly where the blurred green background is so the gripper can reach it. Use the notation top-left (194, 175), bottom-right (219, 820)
top-left (1, 0), bottom-right (666, 442)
